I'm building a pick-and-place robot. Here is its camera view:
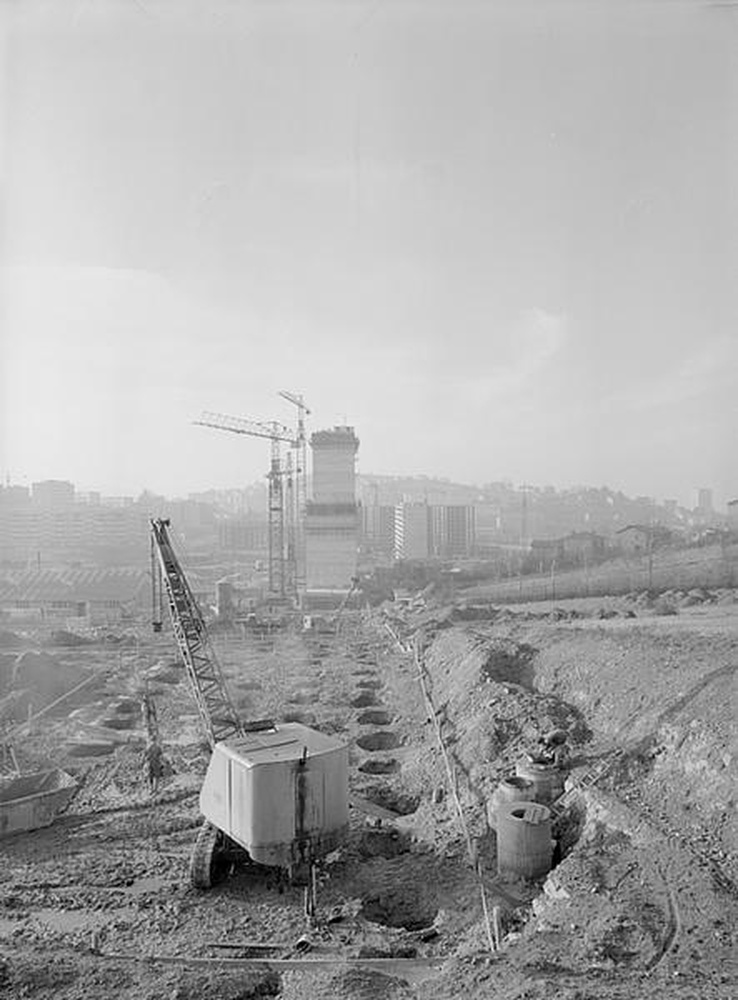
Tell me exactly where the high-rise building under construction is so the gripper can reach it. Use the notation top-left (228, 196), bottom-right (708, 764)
top-left (304, 427), bottom-right (359, 601)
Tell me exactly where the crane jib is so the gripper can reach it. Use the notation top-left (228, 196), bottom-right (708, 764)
top-left (149, 518), bottom-right (242, 747)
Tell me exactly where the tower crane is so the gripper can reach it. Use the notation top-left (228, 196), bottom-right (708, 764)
top-left (277, 390), bottom-right (311, 595)
top-left (194, 411), bottom-right (297, 599)
top-left (149, 517), bottom-right (349, 903)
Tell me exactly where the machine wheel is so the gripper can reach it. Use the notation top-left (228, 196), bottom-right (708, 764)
top-left (190, 821), bottom-right (229, 889)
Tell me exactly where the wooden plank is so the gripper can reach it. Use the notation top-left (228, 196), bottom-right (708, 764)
top-left (96, 950), bottom-right (444, 978)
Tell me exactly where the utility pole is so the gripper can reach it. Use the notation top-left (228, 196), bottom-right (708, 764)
top-left (518, 484), bottom-right (530, 599)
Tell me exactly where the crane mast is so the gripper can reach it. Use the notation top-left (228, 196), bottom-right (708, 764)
top-left (278, 390), bottom-right (310, 596)
top-left (194, 411), bottom-right (297, 599)
top-left (149, 518), bottom-right (242, 747)
top-left (267, 436), bottom-right (287, 598)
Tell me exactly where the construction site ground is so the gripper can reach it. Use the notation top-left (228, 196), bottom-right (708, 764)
top-left (0, 592), bottom-right (736, 999)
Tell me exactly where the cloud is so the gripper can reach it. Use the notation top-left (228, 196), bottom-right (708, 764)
top-left (0, 264), bottom-right (286, 491)
top-left (600, 336), bottom-right (738, 414)
top-left (443, 307), bottom-right (567, 409)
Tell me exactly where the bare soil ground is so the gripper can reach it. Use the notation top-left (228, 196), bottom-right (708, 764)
top-left (0, 597), bottom-right (736, 999)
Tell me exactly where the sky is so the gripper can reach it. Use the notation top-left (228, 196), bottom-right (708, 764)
top-left (1, 0), bottom-right (737, 508)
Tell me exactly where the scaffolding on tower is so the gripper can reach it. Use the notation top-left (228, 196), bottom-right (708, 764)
top-left (278, 390), bottom-right (311, 596)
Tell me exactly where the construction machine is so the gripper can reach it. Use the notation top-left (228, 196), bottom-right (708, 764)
top-left (149, 519), bottom-right (349, 903)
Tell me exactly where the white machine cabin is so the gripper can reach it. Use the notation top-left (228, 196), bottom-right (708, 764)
top-left (200, 722), bottom-right (349, 868)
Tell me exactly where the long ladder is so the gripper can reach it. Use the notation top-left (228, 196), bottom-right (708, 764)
top-left (550, 748), bottom-right (625, 818)
top-left (150, 518), bottom-right (242, 747)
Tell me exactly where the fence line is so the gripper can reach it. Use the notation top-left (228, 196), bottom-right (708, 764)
top-left (464, 543), bottom-right (738, 605)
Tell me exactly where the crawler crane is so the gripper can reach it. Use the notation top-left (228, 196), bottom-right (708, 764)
top-left (149, 518), bottom-right (349, 904)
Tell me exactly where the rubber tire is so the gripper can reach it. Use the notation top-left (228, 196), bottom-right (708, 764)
top-left (190, 821), bottom-right (228, 889)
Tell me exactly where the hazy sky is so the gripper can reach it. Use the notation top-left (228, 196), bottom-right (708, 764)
top-left (2, 0), bottom-right (736, 506)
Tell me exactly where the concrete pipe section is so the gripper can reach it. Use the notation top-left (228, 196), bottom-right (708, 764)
top-left (496, 801), bottom-right (553, 880)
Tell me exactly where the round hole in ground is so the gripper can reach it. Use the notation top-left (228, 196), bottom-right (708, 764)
top-left (358, 758), bottom-right (400, 775)
top-left (356, 731), bottom-right (400, 752)
top-left (361, 890), bottom-right (438, 931)
top-left (357, 710), bottom-right (392, 726)
top-left (358, 828), bottom-right (411, 859)
top-left (351, 693), bottom-right (378, 708)
top-left (65, 741), bottom-right (116, 758)
top-left (359, 785), bottom-right (420, 816)
top-left (111, 698), bottom-right (139, 715)
top-left (100, 716), bottom-right (136, 731)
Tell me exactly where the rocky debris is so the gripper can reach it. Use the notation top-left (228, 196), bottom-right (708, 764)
top-left (652, 596), bottom-right (678, 616)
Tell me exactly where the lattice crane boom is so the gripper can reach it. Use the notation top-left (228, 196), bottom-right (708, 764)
top-left (194, 411), bottom-right (295, 444)
top-left (150, 518), bottom-right (242, 747)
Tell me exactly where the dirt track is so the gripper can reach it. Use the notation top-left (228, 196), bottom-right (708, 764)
top-left (0, 599), bottom-right (736, 999)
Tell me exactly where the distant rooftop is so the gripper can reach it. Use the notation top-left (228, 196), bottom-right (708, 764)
top-left (0, 567), bottom-right (148, 605)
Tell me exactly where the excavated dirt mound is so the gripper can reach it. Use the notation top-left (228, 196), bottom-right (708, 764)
top-left (411, 627), bottom-right (591, 817)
